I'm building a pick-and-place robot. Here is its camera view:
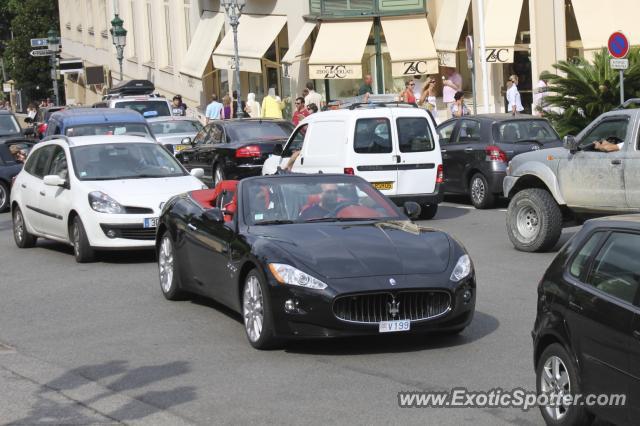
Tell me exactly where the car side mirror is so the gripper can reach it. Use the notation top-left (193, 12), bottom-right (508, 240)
top-left (43, 175), bottom-right (67, 188)
top-left (272, 144), bottom-right (283, 156)
top-left (202, 208), bottom-right (224, 223)
top-left (190, 168), bottom-right (204, 178)
top-left (403, 201), bottom-right (421, 220)
top-left (563, 135), bottom-right (579, 153)
top-left (181, 137), bottom-right (192, 145)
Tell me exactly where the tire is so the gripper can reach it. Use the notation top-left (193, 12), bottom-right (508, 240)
top-left (0, 181), bottom-right (9, 212)
top-left (420, 204), bottom-right (438, 220)
top-left (469, 173), bottom-right (496, 209)
top-left (536, 343), bottom-right (593, 425)
top-left (70, 216), bottom-right (95, 263)
top-left (242, 269), bottom-right (278, 350)
top-left (12, 207), bottom-right (37, 248)
top-left (506, 188), bottom-right (562, 252)
top-left (158, 232), bottom-right (184, 300)
top-left (213, 164), bottom-right (225, 187)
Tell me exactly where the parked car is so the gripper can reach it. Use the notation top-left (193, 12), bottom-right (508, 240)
top-left (504, 107), bottom-right (640, 252)
top-left (533, 215), bottom-right (640, 425)
top-left (0, 140), bottom-right (36, 211)
top-left (262, 103), bottom-right (443, 219)
top-left (10, 134), bottom-right (205, 262)
top-left (176, 118), bottom-right (294, 186)
top-left (92, 80), bottom-right (172, 118)
top-left (44, 108), bottom-right (155, 139)
top-left (147, 116), bottom-right (203, 155)
top-left (156, 174), bottom-right (475, 349)
top-left (34, 106), bottom-right (65, 139)
top-left (436, 114), bottom-right (561, 209)
top-left (0, 110), bottom-right (30, 142)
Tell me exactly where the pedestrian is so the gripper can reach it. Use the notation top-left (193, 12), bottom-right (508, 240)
top-left (412, 75), bottom-right (424, 100)
top-left (205, 93), bottom-right (224, 123)
top-left (506, 74), bottom-right (524, 116)
top-left (449, 91), bottom-right (470, 117)
top-left (46, 98), bottom-right (54, 107)
top-left (302, 88), bottom-right (309, 99)
top-left (400, 79), bottom-right (417, 105)
top-left (221, 95), bottom-right (233, 120)
top-left (171, 95), bottom-right (186, 116)
top-left (307, 103), bottom-right (318, 114)
top-left (358, 74), bottom-right (374, 102)
top-left (27, 103), bottom-right (37, 120)
top-left (39, 99), bottom-right (47, 108)
top-left (304, 82), bottom-right (324, 109)
top-left (292, 97), bottom-right (310, 126)
top-left (533, 72), bottom-right (549, 116)
top-left (419, 75), bottom-right (438, 116)
top-left (244, 93), bottom-right (261, 118)
top-left (232, 90), bottom-right (246, 118)
top-left (442, 67), bottom-right (462, 118)
top-left (261, 88), bottom-right (285, 119)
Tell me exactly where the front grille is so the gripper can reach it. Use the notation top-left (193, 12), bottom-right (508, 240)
top-left (100, 225), bottom-right (156, 240)
top-left (123, 206), bottom-right (154, 214)
top-left (333, 291), bottom-right (451, 324)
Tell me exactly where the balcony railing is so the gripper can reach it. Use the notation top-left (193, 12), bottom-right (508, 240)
top-left (309, 0), bottom-right (426, 17)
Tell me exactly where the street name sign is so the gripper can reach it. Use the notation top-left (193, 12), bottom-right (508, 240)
top-left (30, 49), bottom-right (55, 57)
top-left (30, 38), bottom-right (48, 48)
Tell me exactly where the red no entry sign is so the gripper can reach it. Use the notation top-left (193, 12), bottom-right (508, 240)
top-left (608, 32), bottom-right (629, 59)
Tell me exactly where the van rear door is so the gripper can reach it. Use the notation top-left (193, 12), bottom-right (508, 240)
top-left (392, 110), bottom-right (440, 196)
top-left (351, 117), bottom-right (398, 197)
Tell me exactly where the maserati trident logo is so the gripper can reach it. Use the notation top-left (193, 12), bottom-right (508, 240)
top-left (389, 278), bottom-right (397, 286)
top-left (387, 296), bottom-right (400, 318)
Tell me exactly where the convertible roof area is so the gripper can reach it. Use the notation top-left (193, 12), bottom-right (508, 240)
top-left (189, 180), bottom-right (239, 222)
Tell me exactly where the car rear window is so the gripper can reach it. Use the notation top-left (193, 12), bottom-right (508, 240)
top-left (354, 118), bottom-right (392, 154)
top-left (493, 120), bottom-right (559, 143)
top-left (225, 121), bottom-right (293, 141)
top-left (115, 100), bottom-right (171, 118)
top-left (397, 117), bottom-right (434, 152)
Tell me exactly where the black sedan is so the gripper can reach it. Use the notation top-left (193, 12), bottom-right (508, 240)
top-left (0, 139), bottom-right (35, 212)
top-left (175, 119), bottom-right (294, 186)
top-left (436, 114), bottom-right (561, 209)
top-left (156, 174), bottom-right (475, 349)
top-left (533, 215), bottom-right (640, 425)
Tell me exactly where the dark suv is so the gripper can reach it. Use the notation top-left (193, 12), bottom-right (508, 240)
top-left (436, 114), bottom-right (561, 209)
top-left (533, 215), bottom-right (640, 425)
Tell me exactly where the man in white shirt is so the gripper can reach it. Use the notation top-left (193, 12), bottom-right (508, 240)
top-left (205, 94), bottom-right (223, 124)
top-left (442, 67), bottom-right (462, 117)
top-left (304, 82), bottom-right (324, 109)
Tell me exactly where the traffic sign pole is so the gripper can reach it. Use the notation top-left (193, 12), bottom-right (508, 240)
top-left (620, 70), bottom-right (625, 105)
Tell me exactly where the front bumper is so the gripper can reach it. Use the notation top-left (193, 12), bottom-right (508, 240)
top-left (267, 275), bottom-right (476, 339)
top-left (503, 175), bottom-right (519, 198)
top-left (83, 211), bottom-right (159, 249)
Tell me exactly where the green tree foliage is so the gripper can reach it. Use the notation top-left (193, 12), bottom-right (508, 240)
top-left (2, 0), bottom-right (60, 102)
top-left (542, 48), bottom-right (640, 136)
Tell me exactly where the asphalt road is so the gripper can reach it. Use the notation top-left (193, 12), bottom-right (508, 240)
top-left (0, 197), bottom-right (580, 425)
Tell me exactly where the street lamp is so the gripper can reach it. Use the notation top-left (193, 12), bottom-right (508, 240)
top-left (47, 29), bottom-right (60, 105)
top-left (110, 14), bottom-right (127, 81)
top-left (221, 0), bottom-right (246, 118)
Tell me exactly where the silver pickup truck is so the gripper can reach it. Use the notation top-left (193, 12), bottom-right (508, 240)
top-left (503, 108), bottom-right (640, 252)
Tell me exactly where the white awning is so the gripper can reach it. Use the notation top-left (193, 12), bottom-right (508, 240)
top-left (179, 12), bottom-right (225, 78)
top-left (572, 0), bottom-right (640, 51)
top-left (483, 0), bottom-right (524, 63)
top-left (381, 16), bottom-right (438, 77)
top-left (308, 20), bottom-right (373, 79)
top-left (212, 14), bottom-right (287, 73)
top-left (433, 0), bottom-right (471, 67)
top-left (281, 22), bottom-right (316, 64)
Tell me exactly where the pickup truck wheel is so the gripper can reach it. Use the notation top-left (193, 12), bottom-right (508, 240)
top-left (507, 189), bottom-right (562, 252)
top-left (469, 173), bottom-right (495, 209)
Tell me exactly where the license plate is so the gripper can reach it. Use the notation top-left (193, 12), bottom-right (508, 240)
top-left (143, 217), bottom-right (159, 228)
top-left (379, 320), bottom-right (411, 333)
top-left (373, 181), bottom-right (394, 191)
top-left (175, 144), bottom-right (190, 152)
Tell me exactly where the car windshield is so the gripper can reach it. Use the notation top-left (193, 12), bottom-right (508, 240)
top-left (493, 120), bottom-right (560, 143)
top-left (115, 100), bottom-right (171, 118)
top-left (65, 123), bottom-right (152, 137)
top-left (71, 142), bottom-right (187, 181)
top-left (149, 120), bottom-right (203, 135)
top-left (226, 121), bottom-right (293, 141)
top-left (0, 115), bottom-right (21, 135)
top-left (243, 176), bottom-right (402, 225)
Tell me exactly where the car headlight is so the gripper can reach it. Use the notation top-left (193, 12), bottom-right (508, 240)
top-left (88, 191), bottom-right (124, 214)
top-left (268, 263), bottom-right (327, 290)
top-left (450, 254), bottom-right (472, 282)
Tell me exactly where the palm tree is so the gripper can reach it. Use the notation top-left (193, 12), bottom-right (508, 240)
top-left (541, 47), bottom-right (640, 136)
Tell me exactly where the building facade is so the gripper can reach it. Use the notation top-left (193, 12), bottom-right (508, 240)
top-left (58, 0), bottom-right (640, 120)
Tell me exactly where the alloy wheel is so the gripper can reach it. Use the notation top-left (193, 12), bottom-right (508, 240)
top-left (516, 206), bottom-right (539, 242)
top-left (540, 355), bottom-right (571, 421)
top-left (13, 210), bottom-right (24, 243)
top-left (471, 177), bottom-right (486, 204)
top-left (243, 275), bottom-right (264, 342)
top-left (72, 222), bottom-right (80, 257)
top-left (0, 185), bottom-right (6, 210)
top-left (159, 236), bottom-right (174, 293)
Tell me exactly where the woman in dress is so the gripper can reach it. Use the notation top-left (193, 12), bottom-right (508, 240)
top-left (222, 95), bottom-right (232, 119)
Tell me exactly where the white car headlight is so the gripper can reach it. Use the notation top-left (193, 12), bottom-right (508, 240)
top-left (268, 263), bottom-right (327, 290)
top-left (450, 254), bottom-right (473, 282)
top-left (88, 191), bottom-right (124, 214)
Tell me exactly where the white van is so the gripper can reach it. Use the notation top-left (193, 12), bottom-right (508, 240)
top-left (262, 104), bottom-right (443, 218)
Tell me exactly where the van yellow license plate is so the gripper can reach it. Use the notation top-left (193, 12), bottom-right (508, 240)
top-left (372, 182), bottom-right (393, 191)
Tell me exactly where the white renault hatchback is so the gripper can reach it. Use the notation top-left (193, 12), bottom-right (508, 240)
top-left (10, 135), bottom-right (205, 262)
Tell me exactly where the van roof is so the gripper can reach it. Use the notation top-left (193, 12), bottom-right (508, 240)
top-left (301, 107), bottom-right (433, 122)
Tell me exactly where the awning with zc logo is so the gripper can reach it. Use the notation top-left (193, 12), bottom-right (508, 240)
top-left (380, 15), bottom-right (439, 77)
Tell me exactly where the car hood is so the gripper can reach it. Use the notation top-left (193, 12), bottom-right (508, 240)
top-left (251, 220), bottom-right (451, 279)
top-left (511, 146), bottom-right (568, 170)
top-left (87, 175), bottom-right (203, 209)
